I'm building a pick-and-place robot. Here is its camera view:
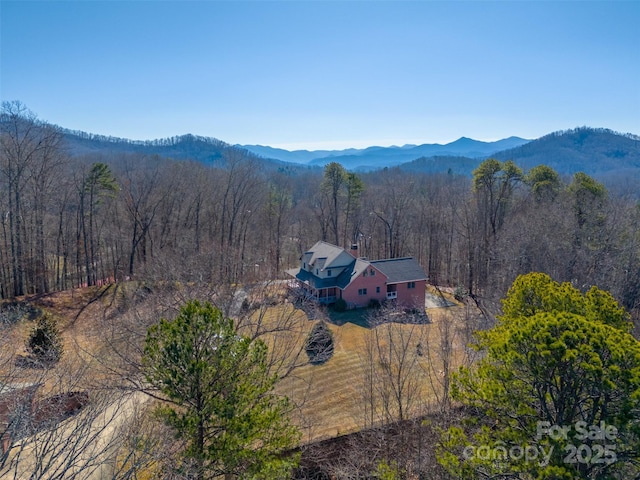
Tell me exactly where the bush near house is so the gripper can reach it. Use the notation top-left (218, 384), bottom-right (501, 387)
top-left (333, 298), bottom-right (347, 312)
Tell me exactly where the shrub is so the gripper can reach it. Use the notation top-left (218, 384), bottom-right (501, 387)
top-left (26, 312), bottom-right (63, 365)
top-left (0, 301), bottom-right (41, 325)
top-left (373, 460), bottom-right (401, 479)
top-left (240, 298), bottom-right (251, 312)
top-left (305, 321), bottom-right (334, 364)
top-left (368, 298), bottom-right (381, 309)
top-left (333, 298), bottom-right (347, 312)
top-left (454, 285), bottom-right (466, 302)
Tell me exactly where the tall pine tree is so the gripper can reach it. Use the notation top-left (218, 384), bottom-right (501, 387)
top-left (142, 300), bottom-right (299, 479)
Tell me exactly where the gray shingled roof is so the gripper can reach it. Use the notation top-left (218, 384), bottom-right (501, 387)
top-left (289, 242), bottom-right (428, 290)
top-left (336, 258), bottom-right (369, 289)
top-left (370, 257), bottom-right (427, 284)
top-left (302, 240), bottom-right (354, 270)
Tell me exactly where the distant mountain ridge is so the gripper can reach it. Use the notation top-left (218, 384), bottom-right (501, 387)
top-left (57, 126), bottom-right (640, 180)
top-left (398, 127), bottom-right (640, 179)
top-left (242, 136), bottom-right (530, 169)
top-left (61, 130), bottom-right (291, 169)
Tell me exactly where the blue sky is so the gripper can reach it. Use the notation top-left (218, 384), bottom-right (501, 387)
top-left (1, 1), bottom-right (638, 150)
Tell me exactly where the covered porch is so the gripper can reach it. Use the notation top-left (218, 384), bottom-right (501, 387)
top-left (386, 284), bottom-right (397, 300)
top-left (289, 281), bottom-right (338, 305)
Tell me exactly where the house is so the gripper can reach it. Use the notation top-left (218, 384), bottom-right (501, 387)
top-left (287, 241), bottom-right (427, 309)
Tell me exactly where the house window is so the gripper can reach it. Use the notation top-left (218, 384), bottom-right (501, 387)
top-left (358, 288), bottom-right (367, 295)
top-left (408, 282), bottom-right (416, 289)
top-left (376, 286), bottom-right (380, 293)
top-left (316, 269), bottom-right (319, 275)
top-left (327, 269), bottom-right (332, 277)
top-left (370, 269), bottom-right (375, 276)
top-left (303, 262), bottom-right (306, 269)
top-left (363, 270), bottom-right (368, 277)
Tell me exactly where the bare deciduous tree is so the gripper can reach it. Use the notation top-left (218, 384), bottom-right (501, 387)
top-left (361, 307), bottom-right (426, 426)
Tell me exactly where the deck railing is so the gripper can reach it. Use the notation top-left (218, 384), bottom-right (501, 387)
top-left (318, 295), bottom-right (337, 304)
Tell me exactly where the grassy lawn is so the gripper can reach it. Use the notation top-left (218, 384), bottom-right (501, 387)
top-left (275, 299), bottom-right (474, 444)
top-left (325, 307), bottom-right (371, 328)
top-left (1, 284), bottom-right (475, 449)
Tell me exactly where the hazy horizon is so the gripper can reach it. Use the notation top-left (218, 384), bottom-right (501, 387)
top-left (2, 1), bottom-right (638, 150)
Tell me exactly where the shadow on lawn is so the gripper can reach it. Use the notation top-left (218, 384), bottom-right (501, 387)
top-left (290, 292), bottom-right (431, 328)
top-left (293, 298), bottom-right (429, 329)
top-left (328, 308), bottom-right (430, 328)
top-left (326, 308), bottom-right (372, 328)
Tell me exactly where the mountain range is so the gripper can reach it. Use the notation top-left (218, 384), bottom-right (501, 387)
top-left (60, 127), bottom-right (640, 180)
top-left (242, 136), bottom-right (530, 170)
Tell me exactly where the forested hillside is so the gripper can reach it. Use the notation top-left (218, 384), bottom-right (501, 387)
top-left (56, 117), bottom-right (640, 181)
top-left (397, 127), bottom-right (640, 182)
top-left (2, 102), bottom-right (639, 330)
top-left (62, 129), bottom-right (296, 171)
top-left (492, 127), bottom-right (640, 176)
top-left (2, 102), bottom-right (640, 478)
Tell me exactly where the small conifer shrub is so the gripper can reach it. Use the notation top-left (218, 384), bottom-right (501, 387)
top-left (26, 313), bottom-right (64, 365)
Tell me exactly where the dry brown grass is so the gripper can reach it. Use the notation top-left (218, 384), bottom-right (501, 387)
top-left (2, 285), bottom-right (478, 447)
top-left (276, 303), bottom-right (475, 444)
top-left (0, 286), bottom-right (120, 398)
